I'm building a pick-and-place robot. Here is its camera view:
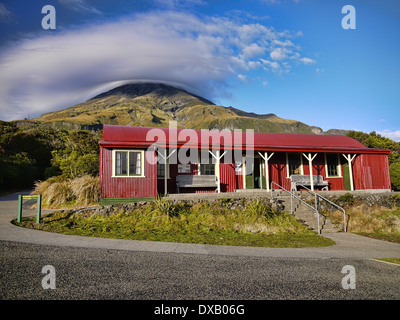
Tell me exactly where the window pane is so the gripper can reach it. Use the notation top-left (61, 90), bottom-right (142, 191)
top-left (129, 152), bottom-right (141, 176)
top-left (157, 162), bottom-right (165, 178)
top-left (115, 151), bottom-right (127, 176)
top-left (327, 154), bottom-right (338, 176)
top-left (288, 154), bottom-right (301, 176)
top-left (200, 151), bottom-right (215, 175)
top-left (200, 164), bottom-right (215, 175)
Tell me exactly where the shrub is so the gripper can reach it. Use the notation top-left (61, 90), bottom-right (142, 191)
top-left (334, 193), bottom-right (354, 206)
top-left (246, 198), bottom-right (272, 217)
top-left (154, 195), bottom-right (178, 217)
top-left (390, 162), bottom-right (400, 191)
top-left (70, 175), bottom-right (100, 205)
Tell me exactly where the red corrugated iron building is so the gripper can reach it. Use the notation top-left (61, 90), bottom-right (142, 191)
top-left (99, 124), bottom-right (392, 204)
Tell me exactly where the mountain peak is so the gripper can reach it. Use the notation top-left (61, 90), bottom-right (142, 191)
top-left (91, 82), bottom-right (215, 107)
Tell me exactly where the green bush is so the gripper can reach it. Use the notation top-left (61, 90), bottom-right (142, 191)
top-left (389, 162), bottom-right (400, 191)
top-left (154, 195), bottom-right (178, 218)
top-left (334, 193), bottom-right (354, 206)
top-left (246, 198), bottom-right (272, 217)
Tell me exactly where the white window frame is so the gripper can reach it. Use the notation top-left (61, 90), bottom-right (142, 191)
top-left (157, 159), bottom-right (170, 179)
top-left (324, 153), bottom-right (342, 178)
top-left (112, 149), bottom-right (145, 178)
top-left (198, 150), bottom-right (216, 176)
top-left (286, 152), bottom-right (304, 177)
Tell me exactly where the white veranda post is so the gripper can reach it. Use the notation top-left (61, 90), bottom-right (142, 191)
top-left (342, 153), bottom-right (356, 191)
top-left (209, 150), bottom-right (226, 193)
top-left (258, 152), bottom-right (274, 191)
top-left (302, 153), bottom-right (317, 191)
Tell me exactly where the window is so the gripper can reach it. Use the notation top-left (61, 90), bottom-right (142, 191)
top-left (157, 162), bottom-right (165, 178)
top-left (113, 150), bottom-right (144, 177)
top-left (200, 151), bottom-right (215, 175)
top-left (287, 153), bottom-right (302, 176)
top-left (157, 161), bottom-right (170, 179)
top-left (200, 164), bottom-right (215, 175)
top-left (326, 153), bottom-right (340, 177)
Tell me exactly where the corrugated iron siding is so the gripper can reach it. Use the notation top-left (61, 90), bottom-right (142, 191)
top-left (100, 147), bottom-right (157, 198)
top-left (220, 163), bottom-right (237, 192)
top-left (270, 152), bottom-right (290, 190)
top-left (353, 154), bottom-right (391, 190)
top-left (327, 176), bottom-right (345, 190)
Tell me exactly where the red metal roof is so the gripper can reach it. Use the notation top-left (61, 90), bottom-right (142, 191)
top-left (100, 125), bottom-right (391, 154)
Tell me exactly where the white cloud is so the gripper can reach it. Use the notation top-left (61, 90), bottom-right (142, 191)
top-left (261, 59), bottom-right (281, 72)
top-left (261, 0), bottom-right (281, 4)
top-left (270, 47), bottom-right (288, 60)
top-left (58, 0), bottom-right (101, 14)
top-left (0, 11), bottom-right (314, 120)
top-left (299, 57), bottom-right (316, 64)
top-left (0, 2), bottom-right (13, 22)
top-left (242, 43), bottom-right (265, 58)
top-left (272, 39), bottom-right (295, 47)
top-left (377, 130), bottom-right (400, 142)
top-left (261, 0), bottom-right (302, 5)
top-left (154, 0), bottom-right (206, 8)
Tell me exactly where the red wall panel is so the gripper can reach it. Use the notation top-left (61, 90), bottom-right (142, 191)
top-left (220, 163), bottom-right (237, 192)
top-left (353, 154), bottom-right (391, 190)
top-left (270, 152), bottom-right (290, 190)
top-left (100, 147), bottom-right (157, 199)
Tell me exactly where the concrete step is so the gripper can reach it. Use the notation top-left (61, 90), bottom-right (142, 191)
top-left (244, 191), bottom-right (340, 234)
top-left (271, 192), bottom-right (343, 233)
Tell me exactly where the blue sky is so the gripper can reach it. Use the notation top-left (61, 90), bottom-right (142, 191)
top-left (0, 0), bottom-right (399, 140)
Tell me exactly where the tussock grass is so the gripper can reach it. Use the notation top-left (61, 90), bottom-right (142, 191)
top-left (33, 175), bottom-right (99, 208)
top-left (327, 201), bottom-right (400, 243)
top-left (70, 175), bottom-right (100, 206)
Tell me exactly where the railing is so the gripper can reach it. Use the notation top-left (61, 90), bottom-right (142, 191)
top-left (270, 182), bottom-right (321, 234)
top-left (297, 184), bottom-right (347, 233)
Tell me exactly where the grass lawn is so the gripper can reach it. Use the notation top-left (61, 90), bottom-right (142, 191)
top-left (376, 258), bottom-right (400, 265)
top-left (13, 198), bottom-right (335, 248)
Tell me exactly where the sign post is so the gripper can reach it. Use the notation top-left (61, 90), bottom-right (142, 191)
top-left (17, 195), bottom-right (42, 223)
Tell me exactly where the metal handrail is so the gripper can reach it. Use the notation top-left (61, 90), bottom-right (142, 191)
top-left (297, 184), bottom-right (347, 233)
top-left (271, 181), bottom-right (321, 234)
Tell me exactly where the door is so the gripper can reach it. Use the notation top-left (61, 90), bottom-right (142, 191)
top-left (245, 157), bottom-right (261, 189)
top-left (342, 161), bottom-right (351, 190)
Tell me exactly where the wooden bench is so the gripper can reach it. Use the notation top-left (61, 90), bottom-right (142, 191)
top-left (176, 175), bottom-right (218, 193)
top-left (290, 175), bottom-right (329, 191)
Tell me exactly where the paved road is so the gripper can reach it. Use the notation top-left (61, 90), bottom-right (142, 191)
top-left (0, 191), bottom-right (399, 302)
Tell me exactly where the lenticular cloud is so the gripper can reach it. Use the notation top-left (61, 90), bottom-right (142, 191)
top-left (0, 11), bottom-right (312, 120)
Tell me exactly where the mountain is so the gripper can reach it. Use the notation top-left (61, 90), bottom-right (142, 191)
top-left (26, 82), bottom-right (346, 135)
